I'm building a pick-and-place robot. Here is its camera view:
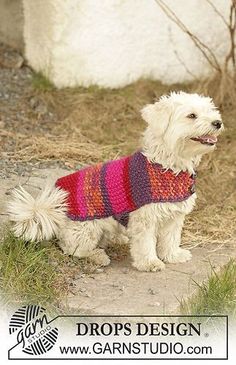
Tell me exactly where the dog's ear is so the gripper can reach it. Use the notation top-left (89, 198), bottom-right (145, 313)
top-left (141, 97), bottom-right (173, 136)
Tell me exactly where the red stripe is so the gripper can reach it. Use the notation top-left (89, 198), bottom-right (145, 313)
top-left (56, 170), bottom-right (81, 217)
top-left (122, 156), bottom-right (136, 210)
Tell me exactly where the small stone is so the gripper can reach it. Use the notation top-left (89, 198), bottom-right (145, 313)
top-left (68, 262), bottom-right (76, 267)
top-left (89, 275), bottom-right (96, 279)
top-left (69, 289), bottom-right (77, 296)
top-left (35, 103), bottom-right (48, 115)
top-left (112, 284), bottom-right (124, 291)
top-left (148, 288), bottom-right (158, 295)
top-left (96, 268), bottom-right (104, 273)
top-left (29, 96), bottom-right (39, 109)
top-left (148, 302), bottom-right (161, 307)
top-left (0, 52), bottom-right (24, 69)
top-left (65, 162), bottom-right (74, 169)
top-left (50, 260), bottom-right (58, 267)
top-left (74, 273), bottom-right (86, 280)
top-left (78, 288), bottom-right (92, 298)
top-left (29, 96), bottom-right (48, 115)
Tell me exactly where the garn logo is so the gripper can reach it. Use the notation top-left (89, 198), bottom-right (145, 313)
top-left (9, 305), bottom-right (58, 355)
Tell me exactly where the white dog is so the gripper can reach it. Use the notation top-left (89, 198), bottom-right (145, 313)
top-left (7, 92), bottom-right (223, 272)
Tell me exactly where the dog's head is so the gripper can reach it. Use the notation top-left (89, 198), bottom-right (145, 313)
top-left (141, 92), bottom-right (223, 162)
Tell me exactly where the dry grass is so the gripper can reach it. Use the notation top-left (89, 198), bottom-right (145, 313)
top-left (1, 78), bottom-right (236, 250)
top-left (196, 72), bottom-right (236, 109)
top-left (1, 79), bottom-right (169, 165)
top-left (2, 129), bottom-right (117, 167)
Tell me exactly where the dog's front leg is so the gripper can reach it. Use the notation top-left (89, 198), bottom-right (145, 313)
top-left (129, 215), bottom-right (165, 272)
top-left (157, 213), bottom-right (192, 263)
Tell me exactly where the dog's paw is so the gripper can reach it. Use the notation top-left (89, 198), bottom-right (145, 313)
top-left (89, 249), bottom-right (111, 267)
top-left (163, 248), bottom-right (192, 264)
top-left (132, 257), bottom-right (165, 272)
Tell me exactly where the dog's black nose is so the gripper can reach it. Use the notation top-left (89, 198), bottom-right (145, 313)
top-left (212, 120), bottom-right (222, 129)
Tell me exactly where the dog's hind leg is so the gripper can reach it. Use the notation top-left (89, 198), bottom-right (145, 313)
top-left (99, 217), bottom-right (129, 247)
top-left (58, 219), bottom-right (110, 266)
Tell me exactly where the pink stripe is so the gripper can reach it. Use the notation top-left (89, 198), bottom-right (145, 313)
top-left (105, 157), bottom-right (128, 214)
top-left (76, 168), bottom-right (87, 218)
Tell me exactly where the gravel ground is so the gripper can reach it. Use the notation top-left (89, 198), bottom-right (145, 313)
top-left (0, 42), bottom-right (70, 178)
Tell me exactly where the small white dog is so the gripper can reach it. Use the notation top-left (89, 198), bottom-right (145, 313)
top-left (7, 92), bottom-right (223, 272)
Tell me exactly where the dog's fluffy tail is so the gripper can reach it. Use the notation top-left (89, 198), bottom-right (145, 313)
top-left (6, 185), bottom-right (68, 241)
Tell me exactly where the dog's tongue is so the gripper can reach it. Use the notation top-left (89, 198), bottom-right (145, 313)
top-left (199, 135), bottom-right (217, 144)
top-left (192, 135), bottom-right (218, 144)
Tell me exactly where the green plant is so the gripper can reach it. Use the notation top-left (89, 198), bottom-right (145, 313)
top-left (180, 260), bottom-right (236, 318)
top-left (0, 231), bottom-right (66, 310)
top-left (31, 72), bottom-right (54, 91)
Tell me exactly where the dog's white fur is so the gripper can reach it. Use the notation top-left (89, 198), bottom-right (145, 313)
top-left (7, 92), bottom-right (223, 271)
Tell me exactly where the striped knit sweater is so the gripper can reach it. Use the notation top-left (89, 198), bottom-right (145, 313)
top-left (55, 152), bottom-right (196, 227)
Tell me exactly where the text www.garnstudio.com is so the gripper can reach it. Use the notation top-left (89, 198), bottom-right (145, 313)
top-left (59, 342), bottom-right (212, 356)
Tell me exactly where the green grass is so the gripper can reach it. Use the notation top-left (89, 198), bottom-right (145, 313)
top-left (180, 260), bottom-right (236, 318)
top-left (0, 231), bottom-right (68, 310)
top-left (32, 71), bottom-right (55, 91)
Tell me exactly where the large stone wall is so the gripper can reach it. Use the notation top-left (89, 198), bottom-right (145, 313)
top-left (23, 0), bottom-right (229, 88)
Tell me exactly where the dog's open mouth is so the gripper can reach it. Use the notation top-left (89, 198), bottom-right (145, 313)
top-left (191, 134), bottom-right (217, 146)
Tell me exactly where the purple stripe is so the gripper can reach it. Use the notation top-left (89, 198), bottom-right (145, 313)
top-left (100, 162), bottom-right (113, 216)
top-left (129, 152), bottom-right (152, 207)
top-left (76, 168), bottom-right (87, 218)
top-left (113, 212), bottom-right (129, 227)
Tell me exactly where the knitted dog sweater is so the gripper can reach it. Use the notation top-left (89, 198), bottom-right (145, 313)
top-left (55, 152), bottom-right (196, 227)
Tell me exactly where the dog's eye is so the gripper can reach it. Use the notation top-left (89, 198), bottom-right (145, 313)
top-left (187, 113), bottom-right (197, 119)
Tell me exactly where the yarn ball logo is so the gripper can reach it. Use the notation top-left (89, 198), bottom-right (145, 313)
top-left (9, 305), bottom-right (58, 356)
